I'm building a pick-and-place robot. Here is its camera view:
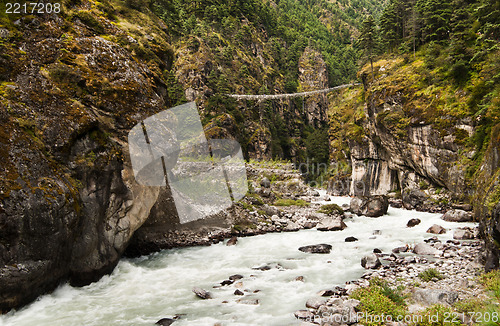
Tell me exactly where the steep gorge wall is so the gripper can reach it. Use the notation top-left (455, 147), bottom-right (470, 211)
top-left (329, 58), bottom-right (476, 209)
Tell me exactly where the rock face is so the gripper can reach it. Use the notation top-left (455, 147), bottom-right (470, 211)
top-left (0, 30), bottom-right (168, 310)
top-left (299, 244), bottom-right (332, 254)
top-left (441, 209), bottom-right (473, 222)
top-left (298, 47), bottom-right (329, 128)
top-left (350, 196), bottom-right (389, 217)
top-left (361, 254), bottom-right (382, 269)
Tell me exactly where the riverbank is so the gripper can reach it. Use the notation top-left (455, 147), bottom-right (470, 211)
top-left (295, 237), bottom-right (488, 326)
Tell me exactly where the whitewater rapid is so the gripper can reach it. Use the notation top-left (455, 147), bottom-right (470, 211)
top-left (0, 194), bottom-right (476, 326)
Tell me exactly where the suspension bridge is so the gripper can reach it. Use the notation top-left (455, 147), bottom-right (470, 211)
top-left (226, 83), bottom-right (360, 100)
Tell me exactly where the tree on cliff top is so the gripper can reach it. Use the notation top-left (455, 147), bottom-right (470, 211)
top-left (359, 15), bottom-right (378, 81)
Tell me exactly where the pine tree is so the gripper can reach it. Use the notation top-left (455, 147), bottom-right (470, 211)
top-left (359, 15), bottom-right (377, 81)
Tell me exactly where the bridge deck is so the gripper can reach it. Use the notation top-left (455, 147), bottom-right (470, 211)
top-left (226, 83), bottom-right (360, 100)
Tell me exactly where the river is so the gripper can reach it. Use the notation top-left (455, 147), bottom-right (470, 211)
top-left (0, 193), bottom-right (476, 326)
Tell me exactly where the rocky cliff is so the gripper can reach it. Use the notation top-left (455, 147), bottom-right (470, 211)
top-left (328, 52), bottom-right (499, 264)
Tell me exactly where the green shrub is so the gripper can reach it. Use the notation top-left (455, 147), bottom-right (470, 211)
top-left (350, 278), bottom-right (407, 326)
top-left (479, 270), bottom-right (500, 299)
top-left (418, 268), bottom-right (444, 282)
top-left (415, 305), bottom-right (461, 326)
top-left (317, 203), bottom-right (344, 215)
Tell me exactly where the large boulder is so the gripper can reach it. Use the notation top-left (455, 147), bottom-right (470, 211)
top-left (361, 254), bottom-right (381, 269)
top-left (407, 218), bottom-right (421, 227)
top-left (316, 218), bottom-right (347, 231)
top-left (299, 244), bottom-right (332, 254)
top-left (427, 224), bottom-right (446, 234)
top-left (402, 189), bottom-right (428, 209)
top-left (305, 297), bottom-right (327, 309)
top-left (454, 227), bottom-right (475, 240)
top-left (350, 195), bottom-right (389, 217)
top-left (413, 289), bottom-right (459, 306)
top-left (441, 209), bottom-right (473, 222)
top-left (413, 243), bottom-right (441, 256)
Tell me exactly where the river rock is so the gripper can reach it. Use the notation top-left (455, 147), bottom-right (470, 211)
top-left (299, 244), bottom-right (332, 254)
top-left (284, 221), bottom-right (301, 232)
top-left (237, 298), bottom-right (259, 305)
top-left (261, 204), bottom-right (281, 216)
top-left (294, 310), bottom-right (315, 320)
top-left (229, 274), bottom-right (243, 281)
top-left (441, 209), bottom-right (473, 222)
top-left (156, 318), bottom-right (176, 326)
top-left (407, 218), bottom-right (421, 227)
top-left (361, 254), bottom-right (381, 269)
top-left (413, 289), bottom-right (459, 306)
top-left (403, 189), bottom-right (428, 209)
top-left (413, 243), bottom-right (441, 256)
top-left (345, 236), bottom-right (358, 242)
top-left (192, 287), bottom-right (212, 299)
top-left (427, 224), bottom-right (446, 234)
top-left (392, 246), bottom-right (409, 253)
top-left (350, 195), bottom-right (389, 217)
top-left (305, 297), bottom-right (327, 309)
top-left (316, 218), bottom-right (347, 231)
top-left (260, 177), bottom-right (271, 188)
top-left (234, 289), bottom-right (244, 296)
top-left (226, 236), bottom-right (238, 246)
top-left (454, 228), bottom-right (475, 240)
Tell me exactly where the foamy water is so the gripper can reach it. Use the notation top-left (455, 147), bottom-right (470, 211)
top-left (0, 193), bottom-right (476, 326)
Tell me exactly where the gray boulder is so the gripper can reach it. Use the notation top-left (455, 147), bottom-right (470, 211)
top-left (294, 310), bottom-right (315, 320)
top-left (413, 289), bottom-right (459, 306)
top-left (454, 228), bottom-right (475, 240)
top-left (441, 209), bottom-right (473, 222)
top-left (192, 287), bottom-right (212, 299)
top-left (361, 254), bottom-right (381, 269)
top-left (305, 297), bottom-right (327, 309)
top-left (427, 224), bottom-right (446, 234)
top-left (403, 189), bottom-right (428, 209)
top-left (316, 218), bottom-right (347, 231)
top-left (350, 195), bottom-right (389, 217)
top-left (413, 243), bottom-right (441, 256)
top-left (299, 244), bottom-right (332, 254)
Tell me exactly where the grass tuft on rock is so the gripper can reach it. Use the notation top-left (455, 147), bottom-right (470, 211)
top-left (418, 268), bottom-right (444, 282)
top-left (317, 203), bottom-right (343, 215)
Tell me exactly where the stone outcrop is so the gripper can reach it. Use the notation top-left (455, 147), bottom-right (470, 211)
top-left (298, 47), bottom-right (329, 128)
top-left (350, 195), bottom-right (389, 217)
top-left (441, 209), bottom-right (473, 222)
